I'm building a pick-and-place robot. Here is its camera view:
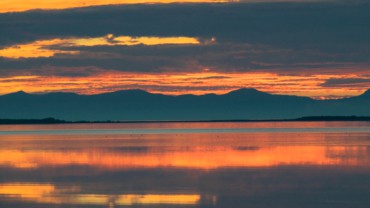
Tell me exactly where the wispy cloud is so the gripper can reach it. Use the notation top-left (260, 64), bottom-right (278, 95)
top-left (0, 35), bottom-right (205, 58)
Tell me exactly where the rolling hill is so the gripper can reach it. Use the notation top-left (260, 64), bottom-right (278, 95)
top-left (0, 88), bottom-right (369, 121)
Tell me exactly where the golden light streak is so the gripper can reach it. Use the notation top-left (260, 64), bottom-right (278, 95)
top-left (114, 36), bottom-right (201, 46)
top-left (0, 35), bottom-right (202, 59)
top-left (0, 183), bottom-right (55, 199)
top-left (0, 0), bottom-right (235, 13)
top-left (0, 183), bottom-right (202, 205)
top-left (0, 146), bottom-right (366, 170)
top-left (69, 194), bottom-right (201, 205)
top-left (1, 71), bottom-right (369, 99)
top-left (115, 194), bottom-right (200, 205)
top-left (0, 39), bottom-right (79, 58)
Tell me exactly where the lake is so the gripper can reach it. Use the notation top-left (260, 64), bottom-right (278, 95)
top-left (1, 122), bottom-right (370, 208)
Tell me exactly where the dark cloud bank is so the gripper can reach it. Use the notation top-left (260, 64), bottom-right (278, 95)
top-left (0, 1), bottom-right (370, 76)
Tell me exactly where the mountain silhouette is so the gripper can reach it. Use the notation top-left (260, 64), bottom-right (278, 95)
top-left (0, 88), bottom-right (369, 121)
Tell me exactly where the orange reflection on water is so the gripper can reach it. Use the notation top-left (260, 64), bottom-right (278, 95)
top-left (0, 146), bottom-right (366, 170)
top-left (0, 183), bottom-right (202, 205)
top-left (116, 194), bottom-right (201, 205)
top-left (0, 35), bottom-right (202, 59)
top-left (0, 183), bottom-right (55, 199)
top-left (67, 194), bottom-right (202, 205)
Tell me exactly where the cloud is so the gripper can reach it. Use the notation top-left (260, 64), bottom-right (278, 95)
top-left (321, 78), bottom-right (370, 87)
top-left (0, 35), bottom-right (204, 58)
top-left (1, 41), bottom-right (369, 77)
top-left (1, 2), bottom-right (369, 50)
top-left (1, 1), bottom-right (370, 98)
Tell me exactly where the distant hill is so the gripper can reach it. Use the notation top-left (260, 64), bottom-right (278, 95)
top-left (0, 88), bottom-right (369, 121)
top-left (0, 118), bottom-right (66, 125)
top-left (1, 116), bottom-right (370, 125)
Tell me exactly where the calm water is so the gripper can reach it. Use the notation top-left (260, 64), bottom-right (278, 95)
top-left (0, 122), bottom-right (370, 208)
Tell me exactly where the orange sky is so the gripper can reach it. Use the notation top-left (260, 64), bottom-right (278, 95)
top-left (0, 0), bottom-right (234, 13)
top-left (0, 36), bottom-right (369, 99)
top-left (1, 9), bottom-right (369, 99)
top-left (0, 71), bottom-right (368, 99)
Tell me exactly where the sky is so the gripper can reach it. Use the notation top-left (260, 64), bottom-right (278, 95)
top-left (0, 0), bottom-right (370, 99)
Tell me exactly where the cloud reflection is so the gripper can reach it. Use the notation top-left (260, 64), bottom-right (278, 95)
top-left (0, 183), bottom-right (203, 206)
top-left (0, 146), bottom-right (367, 170)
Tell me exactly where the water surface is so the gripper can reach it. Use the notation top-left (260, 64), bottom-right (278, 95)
top-left (1, 122), bottom-right (370, 207)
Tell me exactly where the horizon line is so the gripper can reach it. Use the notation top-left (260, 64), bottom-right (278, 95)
top-left (1, 116), bottom-right (370, 125)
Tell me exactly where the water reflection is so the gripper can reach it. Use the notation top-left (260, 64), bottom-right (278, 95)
top-left (0, 146), bottom-right (368, 170)
top-left (0, 183), bottom-right (207, 206)
top-left (1, 122), bottom-right (370, 208)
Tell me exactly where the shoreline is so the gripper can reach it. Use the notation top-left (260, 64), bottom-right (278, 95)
top-left (1, 116), bottom-right (370, 125)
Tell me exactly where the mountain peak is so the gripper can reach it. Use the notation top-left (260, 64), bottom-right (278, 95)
top-left (15, 90), bottom-right (27, 94)
top-left (226, 88), bottom-right (266, 96)
top-left (6, 90), bottom-right (29, 96)
top-left (361, 89), bottom-right (370, 96)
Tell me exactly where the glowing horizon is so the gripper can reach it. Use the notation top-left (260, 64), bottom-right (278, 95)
top-left (0, 71), bottom-right (368, 99)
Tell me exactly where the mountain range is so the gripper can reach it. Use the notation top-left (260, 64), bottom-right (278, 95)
top-left (1, 88), bottom-right (370, 121)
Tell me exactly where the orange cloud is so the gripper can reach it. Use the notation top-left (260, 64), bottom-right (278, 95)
top-left (1, 70), bottom-right (369, 99)
top-left (0, 35), bottom-right (203, 59)
top-left (0, 0), bottom-right (235, 13)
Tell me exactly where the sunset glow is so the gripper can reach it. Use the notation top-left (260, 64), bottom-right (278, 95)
top-left (0, 32), bottom-right (367, 99)
top-left (1, 71), bottom-right (369, 99)
top-left (0, 0), bottom-right (235, 13)
top-left (1, 2), bottom-right (370, 208)
top-left (1, 0), bottom-right (369, 100)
